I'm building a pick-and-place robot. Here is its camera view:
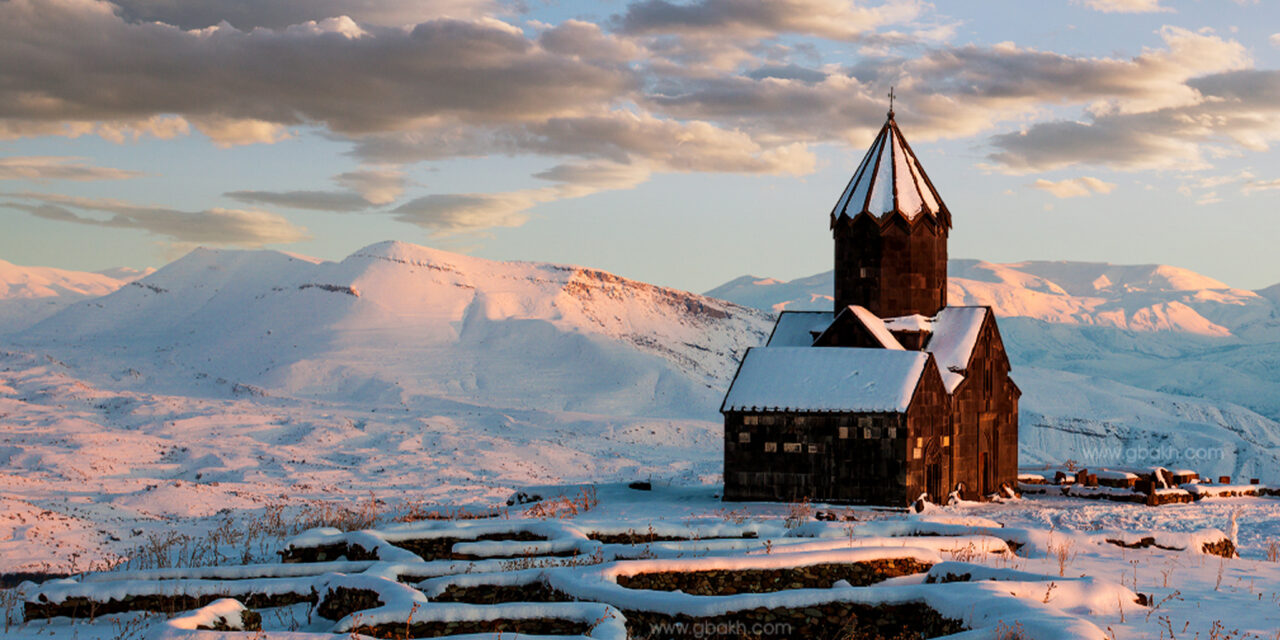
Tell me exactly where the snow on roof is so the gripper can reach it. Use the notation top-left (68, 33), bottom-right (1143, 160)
top-left (882, 314), bottom-right (931, 332)
top-left (813, 305), bottom-right (904, 350)
top-left (765, 310), bottom-right (832, 347)
top-left (830, 116), bottom-right (947, 224)
top-left (848, 305), bottom-right (903, 350)
top-left (721, 347), bottom-right (930, 413)
top-left (879, 306), bottom-right (989, 393)
top-left (926, 307), bottom-right (987, 392)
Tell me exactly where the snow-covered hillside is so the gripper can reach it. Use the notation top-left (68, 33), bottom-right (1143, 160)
top-left (18, 241), bottom-right (771, 418)
top-left (708, 261), bottom-right (1280, 480)
top-left (0, 259), bottom-right (149, 333)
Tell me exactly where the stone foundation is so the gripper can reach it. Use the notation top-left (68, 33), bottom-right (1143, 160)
top-left (429, 582), bottom-right (574, 604)
top-left (617, 559), bottom-right (933, 595)
top-left (624, 602), bottom-right (963, 640)
top-left (24, 591), bottom-right (314, 621)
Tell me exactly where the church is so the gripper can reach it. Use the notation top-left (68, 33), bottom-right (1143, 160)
top-left (720, 108), bottom-right (1020, 506)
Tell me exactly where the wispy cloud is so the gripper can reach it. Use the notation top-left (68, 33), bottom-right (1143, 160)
top-left (1243, 178), bottom-right (1280, 193)
top-left (3, 192), bottom-right (308, 246)
top-left (110, 0), bottom-right (497, 30)
top-left (0, 156), bottom-right (143, 181)
top-left (1031, 176), bottom-right (1117, 198)
top-left (227, 168), bottom-right (408, 212)
top-left (1078, 0), bottom-right (1172, 14)
top-left (392, 161), bottom-right (651, 233)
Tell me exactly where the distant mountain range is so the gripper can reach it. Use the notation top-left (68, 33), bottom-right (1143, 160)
top-left (706, 259), bottom-right (1276, 338)
top-left (4, 245), bottom-right (1280, 481)
top-left (708, 260), bottom-right (1280, 478)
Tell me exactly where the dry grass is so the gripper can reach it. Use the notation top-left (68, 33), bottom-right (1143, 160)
top-left (1047, 538), bottom-right (1075, 577)
top-left (1266, 540), bottom-right (1279, 563)
top-left (523, 486), bottom-right (599, 519)
top-left (784, 497), bottom-right (813, 529)
top-left (994, 620), bottom-right (1028, 639)
top-left (2, 587), bottom-right (21, 633)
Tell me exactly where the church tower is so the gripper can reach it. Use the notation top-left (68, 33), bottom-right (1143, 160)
top-left (830, 109), bottom-right (951, 319)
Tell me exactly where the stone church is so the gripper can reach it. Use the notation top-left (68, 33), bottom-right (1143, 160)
top-left (720, 109), bottom-right (1020, 506)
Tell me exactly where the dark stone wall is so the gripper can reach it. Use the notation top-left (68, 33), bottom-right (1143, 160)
top-left (724, 411), bottom-right (909, 504)
top-left (833, 213), bottom-right (947, 319)
top-left (944, 314), bottom-right (1019, 500)
top-left (903, 361), bottom-right (951, 502)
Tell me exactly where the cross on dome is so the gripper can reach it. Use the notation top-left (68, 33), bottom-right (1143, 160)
top-left (829, 113), bottom-right (950, 226)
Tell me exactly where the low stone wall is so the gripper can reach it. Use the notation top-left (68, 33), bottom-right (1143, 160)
top-left (316, 586), bottom-right (382, 621)
top-left (1202, 539), bottom-right (1237, 558)
top-left (25, 591), bottom-right (314, 621)
top-left (280, 542), bottom-right (378, 563)
top-left (196, 609), bottom-right (262, 632)
top-left (353, 618), bottom-right (591, 638)
top-left (623, 602), bottom-right (963, 640)
top-left (617, 559), bottom-right (933, 595)
top-left (393, 532), bottom-right (547, 561)
top-left (1105, 536), bottom-right (1183, 551)
top-left (429, 582), bottom-right (574, 604)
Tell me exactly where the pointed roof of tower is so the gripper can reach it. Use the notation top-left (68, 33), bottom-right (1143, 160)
top-left (830, 113), bottom-right (950, 227)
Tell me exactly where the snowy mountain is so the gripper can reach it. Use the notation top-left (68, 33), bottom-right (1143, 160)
top-left (707, 261), bottom-right (1280, 480)
top-left (707, 260), bottom-right (1274, 338)
top-left (17, 241), bottom-right (771, 418)
top-left (0, 259), bottom-right (151, 333)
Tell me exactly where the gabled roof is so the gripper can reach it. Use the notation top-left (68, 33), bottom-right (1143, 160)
top-left (884, 306), bottom-right (989, 393)
top-left (766, 310), bottom-right (833, 347)
top-left (721, 347), bottom-right (931, 413)
top-left (814, 305), bottom-right (904, 350)
top-left (830, 115), bottom-right (950, 227)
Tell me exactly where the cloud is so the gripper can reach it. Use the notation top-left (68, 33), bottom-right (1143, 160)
top-left (1272, 33), bottom-right (1280, 47)
top-left (3, 192), bottom-right (308, 246)
top-left (335, 168), bottom-right (407, 204)
top-left (1079, 0), bottom-right (1172, 13)
top-left (0, 1), bottom-right (635, 142)
top-left (637, 26), bottom-right (1250, 155)
top-left (1031, 176), bottom-right (1117, 198)
top-left (1243, 178), bottom-right (1280, 194)
top-left (224, 190), bottom-right (373, 212)
top-left (989, 69), bottom-right (1280, 173)
top-left (613, 0), bottom-right (927, 41)
top-left (0, 156), bottom-right (143, 181)
top-left (110, 0), bottom-right (498, 29)
top-left (392, 161), bottom-right (650, 233)
top-left (227, 168), bottom-right (407, 212)
top-left (350, 110), bottom-right (817, 175)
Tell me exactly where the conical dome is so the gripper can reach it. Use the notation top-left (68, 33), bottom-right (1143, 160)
top-left (831, 115), bottom-right (950, 226)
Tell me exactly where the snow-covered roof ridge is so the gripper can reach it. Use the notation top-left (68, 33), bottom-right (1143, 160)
top-left (880, 305), bottom-right (990, 393)
top-left (815, 305), bottom-right (905, 350)
top-left (721, 346), bottom-right (931, 413)
top-left (830, 115), bottom-right (949, 226)
top-left (765, 310), bottom-right (833, 347)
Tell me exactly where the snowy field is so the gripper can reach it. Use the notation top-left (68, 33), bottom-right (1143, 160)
top-left (4, 484), bottom-right (1280, 639)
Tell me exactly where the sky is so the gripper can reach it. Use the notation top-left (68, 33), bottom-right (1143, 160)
top-left (2, 0), bottom-right (1280, 293)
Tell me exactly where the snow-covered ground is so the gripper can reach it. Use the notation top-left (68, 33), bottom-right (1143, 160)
top-left (5, 484), bottom-right (1280, 639)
